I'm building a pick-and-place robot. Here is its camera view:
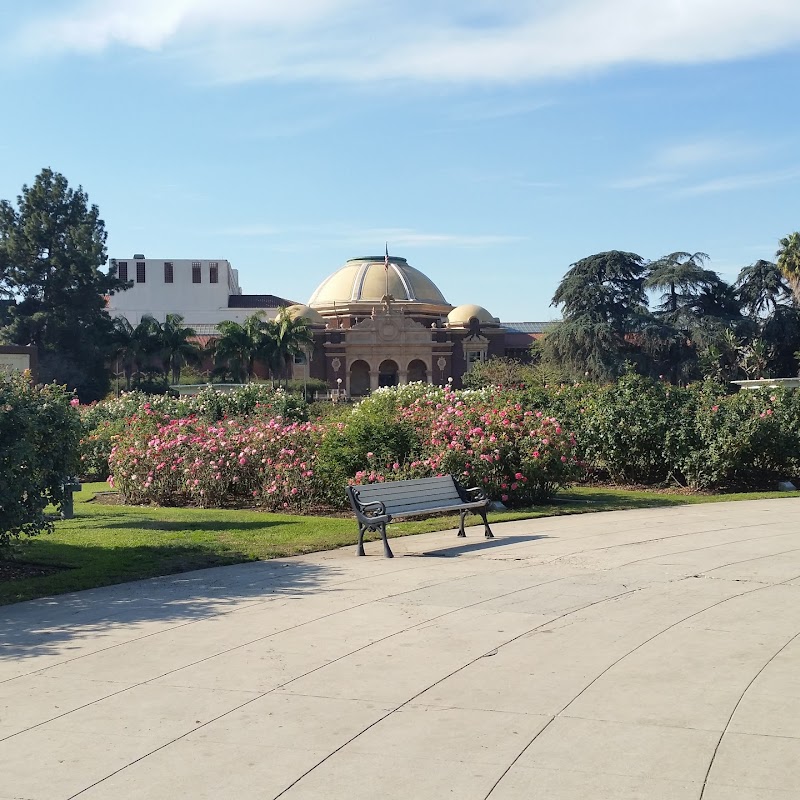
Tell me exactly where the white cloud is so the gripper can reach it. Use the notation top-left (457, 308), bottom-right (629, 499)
top-left (9, 0), bottom-right (800, 84)
top-left (678, 167), bottom-right (800, 195)
top-left (219, 224), bottom-right (283, 236)
top-left (218, 222), bottom-right (524, 247)
top-left (612, 136), bottom-right (769, 191)
top-left (655, 138), bottom-right (764, 169)
top-left (609, 173), bottom-right (681, 190)
top-left (359, 228), bottom-right (526, 247)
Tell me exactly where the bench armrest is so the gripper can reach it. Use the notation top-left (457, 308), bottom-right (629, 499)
top-left (358, 499), bottom-right (387, 517)
top-left (457, 483), bottom-right (489, 504)
top-left (347, 486), bottom-right (388, 521)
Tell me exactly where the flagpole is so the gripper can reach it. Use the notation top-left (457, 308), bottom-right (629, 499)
top-left (384, 242), bottom-right (389, 298)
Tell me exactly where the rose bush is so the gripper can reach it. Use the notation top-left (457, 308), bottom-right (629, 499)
top-left (331, 384), bottom-right (579, 506)
top-left (1, 371), bottom-right (82, 548)
top-left (102, 377), bottom-right (800, 510)
top-left (79, 385), bottom-right (309, 479)
top-left (110, 412), bottom-right (324, 511)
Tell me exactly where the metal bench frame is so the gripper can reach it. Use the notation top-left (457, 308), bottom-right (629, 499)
top-left (346, 475), bottom-right (494, 558)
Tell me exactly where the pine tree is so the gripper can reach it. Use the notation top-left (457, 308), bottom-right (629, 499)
top-left (0, 168), bottom-right (129, 400)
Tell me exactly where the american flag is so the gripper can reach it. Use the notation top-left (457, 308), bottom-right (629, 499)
top-left (384, 242), bottom-right (389, 272)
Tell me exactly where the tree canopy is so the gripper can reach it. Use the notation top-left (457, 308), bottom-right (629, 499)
top-left (545, 251), bottom-right (648, 381)
top-left (0, 168), bottom-right (128, 400)
top-left (777, 231), bottom-right (800, 306)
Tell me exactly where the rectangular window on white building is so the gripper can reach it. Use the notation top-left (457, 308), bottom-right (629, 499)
top-left (164, 262), bottom-right (174, 283)
top-left (118, 262), bottom-right (128, 282)
top-left (192, 262), bottom-right (201, 283)
top-left (209, 262), bottom-right (219, 284)
top-left (136, 262), bottom-right (146, 283)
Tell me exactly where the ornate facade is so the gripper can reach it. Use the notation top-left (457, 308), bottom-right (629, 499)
top-left (289, 256), bottom-right (514, 395)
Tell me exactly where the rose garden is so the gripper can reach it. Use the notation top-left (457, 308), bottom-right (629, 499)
top-left (4, 366), bottom-right (800, 602)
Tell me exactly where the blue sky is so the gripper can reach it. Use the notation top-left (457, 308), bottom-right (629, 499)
top-left (1, 1), bottom-right (799, 320)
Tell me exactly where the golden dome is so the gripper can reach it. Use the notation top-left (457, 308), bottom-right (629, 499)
top-left (284, 304), bottom-right (327, 326)
top-left (447, 304), bottom-right (498, 326)
top-left (308, 257), bottom-right (449, 307)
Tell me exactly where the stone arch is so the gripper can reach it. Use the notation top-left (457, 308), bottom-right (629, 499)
top-left (407, 358), bottom-right (428, 384)
top-left (378, 359), bottom-right (399, 388)
top-left (349, 359), bottom-right (371, 396)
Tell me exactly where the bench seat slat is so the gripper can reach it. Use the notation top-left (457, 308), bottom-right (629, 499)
top-left (356, 482), bottom-right (461, 497)
top-left (384, 498), bottom-right (464, 517)
top-left (380, 489), bottom-right (464, 504)
top-left (388, 501), bottom-right (488, 519)
top-left (355, 477), bottom-right (455, 491)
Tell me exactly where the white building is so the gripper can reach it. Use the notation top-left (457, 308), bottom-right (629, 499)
top-left (107, 255), bottom-right (294, 332)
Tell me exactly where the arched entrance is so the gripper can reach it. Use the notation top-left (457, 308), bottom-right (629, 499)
top-left (349, 360), bottom-right (370, 396)
top-left (378, 359), bottom-right (399, 388)
top-left (407, 359), bottom-right (427, 383)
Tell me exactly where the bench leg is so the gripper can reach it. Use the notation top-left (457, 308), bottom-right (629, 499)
top-left (356, 523), bottom-right (366, 556)
top-left (357, 523), bottom-right (394, 557)
top-left (479, 508), bottom-right (494, 539)
top-left (458, 510), bottom-right (467, 537)
top-left (379, 523), bottom-right (394, 558)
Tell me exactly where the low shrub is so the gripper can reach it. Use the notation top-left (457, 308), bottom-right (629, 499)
top-left (79, 386), bottom-right (309, 479)
top-left (110, 413), bottom-right (324, 511)
top-left (0, 371), bottom-right (82, 548)
top-left (678, 384), bottom-right (800, 489)
top-left (338, 384), bottom-right (579, 507)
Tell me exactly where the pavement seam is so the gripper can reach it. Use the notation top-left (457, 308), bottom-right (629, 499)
top-left (615, 531), bottom-right (800, 570)
top-left (0, 559), bottom-right (459, 684)
top-left (698, 630), bottom-right (800, 798)
top-left (0, 559), bottom-right (537, 742)
top-left (7, 521), bottom-right (798, 743)
top-left (39, 568), bottom-right (589, 799)
top-left (481, 569), bottom-right (800, 799)
top-left (59, 579), bottom-right (638, 800)
top-left (2, 513), bottom-right (786, 682)
top-left (5, 504), bottom-right (799, 797)
top-left (269, 587), bottom-right (639, 799)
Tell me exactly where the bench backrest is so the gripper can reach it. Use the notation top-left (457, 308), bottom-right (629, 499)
top-left (350, 476), bottom-right (465, 517)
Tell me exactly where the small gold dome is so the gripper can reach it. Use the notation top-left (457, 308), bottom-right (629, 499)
top-left (284, 304), bottom-right (326, 326)
top-left (309, 257), bottom-right (449, 307)
top-left (447, 304), bottom-right (497, 326)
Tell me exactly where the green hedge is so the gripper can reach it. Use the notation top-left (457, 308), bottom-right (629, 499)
top-left (0, 371), bottom-right (81, 548)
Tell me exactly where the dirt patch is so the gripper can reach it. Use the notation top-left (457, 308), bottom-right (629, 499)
top-left (0, 561), bottom-right (70, 582)
top-left (88, 491), bottom-right (124, 505)
top-left (576, 481), bottom-right (711, 496)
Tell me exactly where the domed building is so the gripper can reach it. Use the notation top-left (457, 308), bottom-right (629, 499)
top-left (107, 250), bottom-right (549, 393)
top-left (298, 255), bottom-right (510, 396)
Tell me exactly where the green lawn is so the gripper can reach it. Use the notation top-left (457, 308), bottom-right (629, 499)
top-left (2, 482), bottom-right (798, 605)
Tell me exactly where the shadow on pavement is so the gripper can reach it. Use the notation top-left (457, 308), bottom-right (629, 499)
top-left (412, 534), bottom-right (550, 557)
top-left (0, 557), bottom-right (338, 662)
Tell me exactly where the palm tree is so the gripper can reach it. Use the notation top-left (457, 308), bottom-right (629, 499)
top-left (110, 315), bottom-right (159, 391)
top-left (735, 260), bottom-right (791, 318)
top-left (212, 314), bottom-right (267, 383)
top-left (264, 307), bottom-right (314, 386)
top-left (776, 231), bottom-right (800, 306)
top-left (156, 314), bottom-right (201, 384)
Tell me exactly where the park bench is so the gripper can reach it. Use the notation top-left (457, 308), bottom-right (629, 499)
top-left (346, 475), bottom-right (494, 558)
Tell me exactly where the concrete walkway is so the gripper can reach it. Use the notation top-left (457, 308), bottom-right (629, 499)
top-left (3, 498), bottom-right (800, 799)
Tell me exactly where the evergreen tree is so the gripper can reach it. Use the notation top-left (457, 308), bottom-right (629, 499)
top-left (735, 259), bottom-right (791, 318)
top-left (546, 251), bottom-right (648, 381)
top-left (0, 169), bottom-right (128, 400)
